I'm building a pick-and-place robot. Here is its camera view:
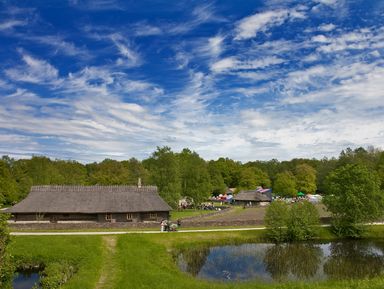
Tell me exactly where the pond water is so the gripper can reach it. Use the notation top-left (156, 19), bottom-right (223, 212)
top-left (13, 270), bottom-right (41, 289)
top-left (176, 240), bottom-right (384, 283)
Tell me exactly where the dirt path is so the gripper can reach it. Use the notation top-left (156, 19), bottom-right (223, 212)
top-left (95, 236), bottom-right (117, 289)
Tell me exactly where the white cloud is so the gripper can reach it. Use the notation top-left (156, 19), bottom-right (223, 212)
top-left (319, 23), bottom-right (336, 32)
top-left (28, 35), bottom-right (90, 57)
top-left (5, 52), bottom-right (60, 84)
top-left (234, 9), bottom-right (289, 40)
top-left (211, 57), bottom-right (237, 73)
top-left (313, 0), bottom-right (339, 7)
top-left (110, 34), bottom-right (142, 67)
top-left (207, 35), bottom-right (225, 57)
top-left (0, 19), bottom-right (27, 31)
top-left (316, 29), bottom-right (376, 53)
top-left (69, 0), bottom-right (124, 11)
top-left (312, 34), bottom-right (329, 43)
top-left (211, 56), bottom-right (284, 73)
top-left (234, 7), bottom-right (306, 40)
top-left (167, 3), bottom-right (225, 34)
top-left (133, 23), bottom-right (162, 36)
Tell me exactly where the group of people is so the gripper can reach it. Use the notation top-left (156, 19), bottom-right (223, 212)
top-left (160, 219), bottom-right (181, 232)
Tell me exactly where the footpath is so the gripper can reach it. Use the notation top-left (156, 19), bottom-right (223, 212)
top-left (10, 222), bottom-right (384, 236)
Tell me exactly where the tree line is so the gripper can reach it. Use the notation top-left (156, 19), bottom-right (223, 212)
top-left (0, 146), bottom-right (384, 209)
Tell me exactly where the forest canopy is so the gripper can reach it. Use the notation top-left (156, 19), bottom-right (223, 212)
top-left (0, 146), bottom-right (383, 209)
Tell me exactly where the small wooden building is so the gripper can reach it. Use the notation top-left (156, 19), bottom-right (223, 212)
top-left (234, 189), bottom-right (272, 206)
top-left (6, 185), bottom-right (171, 223)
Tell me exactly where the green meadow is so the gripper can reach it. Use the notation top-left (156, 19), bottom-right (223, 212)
top-left (9, 226), bottom-right (384, 289)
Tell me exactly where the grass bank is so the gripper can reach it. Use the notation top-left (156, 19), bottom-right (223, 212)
top-left (10, 235), bottom-right (103, 289)
top-left (112, 227), bottom-right (384, 289)
top-left (10, 226), bottom-right (384, 289)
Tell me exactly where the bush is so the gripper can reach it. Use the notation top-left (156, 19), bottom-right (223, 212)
top-left (286, 201), bottom-right (319, 241)
top-left (265, 201), bottom-right (319, 242)
top-left (39, 262), bottom-right (76, 289)
top-left (0, 213), bottom-right (13, 289)
top-left (264, 201), bottom-right (289, 242)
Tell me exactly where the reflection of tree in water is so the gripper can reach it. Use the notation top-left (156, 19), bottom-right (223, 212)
top-left (324, 241), bottom-right (384, 280)
top-left (178, 247), bottom-right (210, 276)
top-left (263, 245), bottom-right (290, 281)
top-left (264, 243), bottom-right (322, 281)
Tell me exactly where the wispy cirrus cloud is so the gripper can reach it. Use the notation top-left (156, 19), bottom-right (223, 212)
top-left (68, 0), bottom-right (124, 11)
top-left (167, 3), bottom-right (226, 34)
top-left (110, 34), bottom-right (142, 67)
top-left (5, 51), bottom-right (60, 84)
top-left (211, 56), bottom-right (284, 73)
top-left (0, 19), bottom-right (27, 31)
top-left (27, 35), bottom-right (91, 58)
top-left (234, 7), bottom-right (307, 40)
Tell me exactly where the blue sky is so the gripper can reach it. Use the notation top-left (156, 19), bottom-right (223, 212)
top-left (0, 0), bottom-right (383, 163)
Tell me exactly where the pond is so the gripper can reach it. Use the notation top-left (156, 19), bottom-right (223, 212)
top-left (13, 269), bottom-right (41, 289)
top-left (175, 240), bottom-right (384, 283)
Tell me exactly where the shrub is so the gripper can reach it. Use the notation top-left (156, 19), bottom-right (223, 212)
top-left (0, 213), bottom-right (13, 289)
top-left (265, 201), bottom-right (319, 242)
top-left (264, 201), bottom-right (289, 242)
top-left (39, 262), bottom-right (76, 289)
top-left (286, 201), bottom-right (319, 241)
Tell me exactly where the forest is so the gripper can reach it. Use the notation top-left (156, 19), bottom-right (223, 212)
top-left (0, 146), bottom-right (383, 208)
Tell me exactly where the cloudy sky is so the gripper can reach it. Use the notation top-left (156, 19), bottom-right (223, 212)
top-left (0, 0), bottom-right (383, 163)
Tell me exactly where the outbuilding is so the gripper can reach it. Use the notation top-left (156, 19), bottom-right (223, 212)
top-left (234, 188), bottom-right (272, 206)
top-left (5, 185), bottom-right (171, 223)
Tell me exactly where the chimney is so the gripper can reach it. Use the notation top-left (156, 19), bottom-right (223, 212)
top-left (138, 177), bottom-right (142, 188)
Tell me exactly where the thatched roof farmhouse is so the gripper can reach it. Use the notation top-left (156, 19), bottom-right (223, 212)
top-left (6, 185), bottom-right (171, 223)
top-left (234, 189), bottom-right (272, 206)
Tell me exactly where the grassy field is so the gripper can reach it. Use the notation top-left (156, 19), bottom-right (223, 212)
top-left (9, 226), bottom-right (384, 289)
top-left (11, 235), bottom-right (103, 289)
top-left (170, 208), bottom-right (219, 221)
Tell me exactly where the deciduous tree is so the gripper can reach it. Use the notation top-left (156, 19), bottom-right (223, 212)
top-left (324, 164), bottom-right (384, 237)
top-left (273, 171), bottom-right (296, 197)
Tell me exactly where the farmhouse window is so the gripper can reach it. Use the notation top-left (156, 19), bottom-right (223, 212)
top-left (105, 213), bottom-right (112, 221)
top-left (127, 213), bottom-right (133, 220)
top-left (150, 213), bottom-right (157, 219)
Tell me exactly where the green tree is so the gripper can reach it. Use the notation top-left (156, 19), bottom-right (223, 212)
top-left (265, 200), bottom-right (319, 242)
top-left (286, 201), bottom-right (319, 241)
top-left (238, 167), bottom-right (257, 190)
top-left (27, 156), bottom-right (65, 184)
top-left (0, 213), bottom-right (13, 289)
top-left (324, 164), bottom-right (384, 237)
top-left (207, 161), bottom-right (226, 196)
top-left (179, 149), bottom-right (211, 206)
top-left (265, 201), bottom-right (289, 242)
top-left (121, 158), bottom-right (150, 185)
top-left (11, 159), bottom-right (33, 201)
top-left (273, 171), bottom-right (297, 197)
top-left (295, 164), bottom-right (317, 194)
top-left (143, 147), bottom-right (181, 208)
top-left (212, 158), bottom-right (241, 188)
top-left (376, 151), bottom-right (384, 190)
top-left (0, 159), bottom-right (18, 205)
top-left (87, 159), bottom-right (131, 185)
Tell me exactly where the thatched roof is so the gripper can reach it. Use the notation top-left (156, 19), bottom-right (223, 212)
top-left (234, 190), bottom-right (272, 202)
top-left (7, 185), bottom-right (172, 214)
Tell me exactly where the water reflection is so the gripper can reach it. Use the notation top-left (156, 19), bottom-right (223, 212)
top-left (264, 243), bottom-right (322, 281)
top-left (13, 270), bottom-right (41, 289)
top-left (176, 240), bottom-right (384, 283)
top-left (324, 241), bottom-right (384, 280)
